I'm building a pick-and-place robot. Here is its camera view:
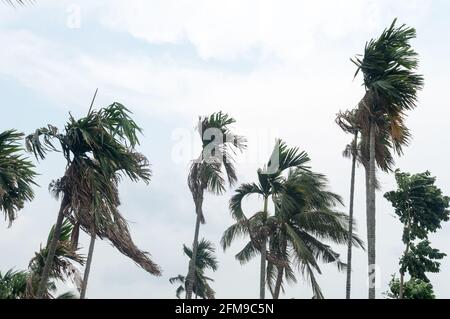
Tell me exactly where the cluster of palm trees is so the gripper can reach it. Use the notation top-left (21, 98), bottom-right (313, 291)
top-left (1, 14), bottom-right (425, 299)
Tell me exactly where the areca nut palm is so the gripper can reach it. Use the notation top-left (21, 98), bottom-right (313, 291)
top-left (185, 111), bottom-right (246, 299)
top-left (221, 139), bottom-right (311, 299)
top-left (351, 18), bottom-right (423, 299)
top-left (26, 99), bottom-right (161, 298)
top-left (26, 218), bottom-right (85, 298)
top-left (170, 238), bottom-right (218, 299)
top-left (268, 169), bottom-right (364, 299)
top-left (0, 130), bottom-right (37, 227)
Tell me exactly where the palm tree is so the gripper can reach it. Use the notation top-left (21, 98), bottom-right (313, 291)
top-left (170, 238), bottom-right (218, 299)
top-left (0, 130), bottom-right (37, 227)
top-left (185, 111), bottom-right (245, 299)
top-left (222, 155), bottom-right (364, 299)
top-left (0, 269), bottom-right (28, 299)
top-left (26, 99), bottom-right (161, 298)
top-left (269, 169), bottom-right (364, 299)
top-left (221, 140), bottom-right (310, 299)
top-left (0, 219), bottom-right (83, 299)
top-left (26, 218), bottom-right (84, 298)
top-left (336, 110), bottom-right (359, 299)
top-left (351, 19), bottom-right (423, 298)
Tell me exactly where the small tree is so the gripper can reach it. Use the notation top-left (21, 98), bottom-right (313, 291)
top-left (386, 275), bottom-right (435, 299)
top-left (384, 170), bottom-right (449, 299)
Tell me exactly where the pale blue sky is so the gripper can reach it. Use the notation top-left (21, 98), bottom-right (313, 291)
top-left (1, 0), bottom-right (450, 299)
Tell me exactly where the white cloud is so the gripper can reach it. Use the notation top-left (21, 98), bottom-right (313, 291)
top-left (99, 0), bottom-right (431, 62)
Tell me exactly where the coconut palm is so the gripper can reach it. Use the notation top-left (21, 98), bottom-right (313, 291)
top-left (170, 238), bottom-right (218, 299)
top-left (351, 19), bottom-right (424, 298)
top-left (0, 130), bottom-right (37, 227)
top-left (221, 140), bottom-right (310, 299)
top-left (185, 111), bottom-right (245, 299)
top-left (26, 99), bottom-right (161, 298)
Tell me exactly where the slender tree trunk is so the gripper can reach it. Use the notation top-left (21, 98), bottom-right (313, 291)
top-left (260, 196), bottom-right (269, 299)
top-left (273, 236), bottom-right (287, 299)
top-left (399, 220), bottom-right (411, 299)
top-left (273, 267), bottom-right (284, 299)
top-left (346, 132), bottom-right (358, 299)
top-left (185, 196), bottom-right (203, 299)
top-left (367, 121), bottom-right (377, 299)
top-left (80, 231), bottom-right (96, 299)
top-left (36, 195), bottom-right (69, 298)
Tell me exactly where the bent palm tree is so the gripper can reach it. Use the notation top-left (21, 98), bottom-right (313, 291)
top-left (170, 238), bottom-right (218, 299)
top-left (352, 19), bottom-right (423, 298)
top-left (222, 140), bottom-right (310, 299)
top-left (26, 100), bottom-right (160, 298)
top-left (0, 130), bottom-right (37, 227)
top-left (185, 111), bottom-right (245, 299)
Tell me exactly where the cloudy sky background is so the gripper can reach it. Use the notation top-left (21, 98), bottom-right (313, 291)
top-left (1, 0), bottom-right (449, 299)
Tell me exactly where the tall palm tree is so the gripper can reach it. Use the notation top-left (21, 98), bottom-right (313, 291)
top-left (26, 100), bottom-right (161, 298)
top-left (170, 238), bottom-right (218, 299)
top-left (352, 19), bottom-right (423, 298)
top-left (221, 140), bottom-right (310, 299)
top-left (0, 130), bottom-right (37, 227)
top-left (336, 110), bottom-right (359, 299)
top-left (185, 111), bottom-right (245, 299)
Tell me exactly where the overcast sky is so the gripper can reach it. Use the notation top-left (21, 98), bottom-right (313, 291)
top-left (1, 0), bottom-right (449, 299)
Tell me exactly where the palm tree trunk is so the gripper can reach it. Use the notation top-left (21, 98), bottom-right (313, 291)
top-left (80, 231), bottom-right (96, 299)
top-left (367, 121), bottom-right (377, 299)
top-left (185, 198), bottom-right (203, 299)
top-left (36, 194), bottom-right (69, 298)
top-left (346, 132), bottom-right (358, 299)
top-left (273, 267), bottom-right (284, 299)
top-left (260, 196), bottom-right (269, 299)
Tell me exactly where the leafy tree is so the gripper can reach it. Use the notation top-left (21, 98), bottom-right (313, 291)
top-left (185, 112), bottom-right (245, 299)
top-left (0, 130), bottom-right (37, 226)
top-left (386, 275), bottom-right (435, 299)
top-left (384, 170), bottom-right (449, 298)
top-left (352, 19), bottom-right (424, 298)
top-left (170, 238), bottom-right (218, 299)
top-left (26, 99), bottom-right (160, 298)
